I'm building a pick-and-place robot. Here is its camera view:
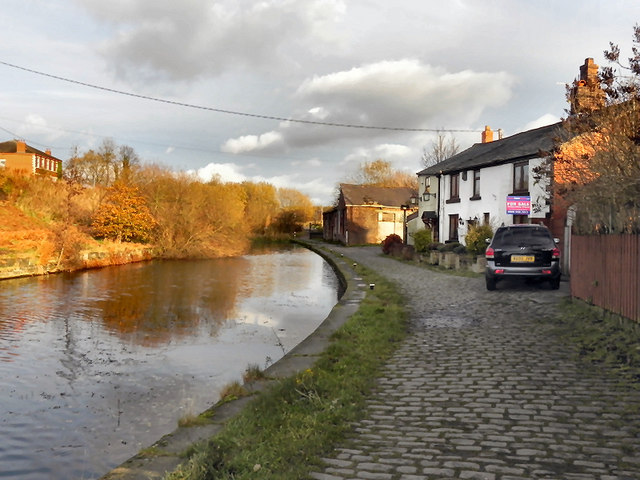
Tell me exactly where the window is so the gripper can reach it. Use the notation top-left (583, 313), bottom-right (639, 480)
top-left (471, 169), bottom-right (481, 199)
top-left (449, 214), bottom-right (459, 241)
top-left (513, 162), bottom-right (529, 193)
top-left (513, 215), bottom-right (529, 224)
top-left (483, 212), bottom-right (490, 225)
top-left (447, 173), bottom-right (460, 203)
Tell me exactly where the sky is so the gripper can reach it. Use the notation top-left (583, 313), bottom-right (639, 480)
top-left (1, 1), bottom-right (639, 205)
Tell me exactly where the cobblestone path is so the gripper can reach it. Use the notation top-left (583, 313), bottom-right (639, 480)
top-left (310, 246), bottom-right (640, 480)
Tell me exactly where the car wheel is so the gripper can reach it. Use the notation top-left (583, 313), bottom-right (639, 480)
top-left (485, 276), bottom-right (496, 291)
top-left (550, 277), bottom-right (560, 290)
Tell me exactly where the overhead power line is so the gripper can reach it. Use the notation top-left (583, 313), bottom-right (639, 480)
top-left (0, 118), bottom-right (323, 163)
top-left (0, 60), bottom-right (481, 133)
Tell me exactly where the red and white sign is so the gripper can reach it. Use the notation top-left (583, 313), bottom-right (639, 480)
top-left (506, 196), bottom-right (531, 215)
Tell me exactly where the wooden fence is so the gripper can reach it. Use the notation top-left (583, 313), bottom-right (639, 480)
top-left (570, 235), bottom-right (640, 322)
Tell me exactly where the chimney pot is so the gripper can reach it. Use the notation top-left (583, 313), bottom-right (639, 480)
top-left (481, 125), bottom-right (494, 143)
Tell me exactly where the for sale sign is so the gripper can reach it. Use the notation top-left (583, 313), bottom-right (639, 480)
top-left (506, 195), bottom-right (531, 215)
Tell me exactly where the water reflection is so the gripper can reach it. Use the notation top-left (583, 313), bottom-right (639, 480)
top-left (96, 258), bottom-right (250, 345)
top-left (0, 245), bottom-right (339, 479)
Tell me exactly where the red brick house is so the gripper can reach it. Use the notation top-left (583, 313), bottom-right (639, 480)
top-left (0, 140), bottom-right (62, 179)
top-left (323, 184), bottom-right (418, 246)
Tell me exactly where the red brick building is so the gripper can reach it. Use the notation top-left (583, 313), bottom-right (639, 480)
top-left (323, 184), bottom-right (418, 246)
top-left (0, 140), bottom-right (62, 179)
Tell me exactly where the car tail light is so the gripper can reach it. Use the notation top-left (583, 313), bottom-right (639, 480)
top-left (495, 269), bottom-right (505, 274)
top-left (485, 247), bottom-right (494, 259)
top-left (542, 269), bottom-right (552, 275)
top-left (552, 247), bottom-right (560, 259)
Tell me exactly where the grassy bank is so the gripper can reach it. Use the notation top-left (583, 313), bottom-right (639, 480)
top-left (165, 264), bottom-right (408, 480)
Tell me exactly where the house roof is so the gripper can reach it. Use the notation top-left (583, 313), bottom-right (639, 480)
top-left (340, 183), bottom-right (418, 207)
top-left (417, 122), bottom-right (567, 176)
top-left (0, 140), bottom-right (59, 159)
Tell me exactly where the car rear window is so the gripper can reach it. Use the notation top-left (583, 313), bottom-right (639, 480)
top-left (492, 227), bottom-right (553, 247)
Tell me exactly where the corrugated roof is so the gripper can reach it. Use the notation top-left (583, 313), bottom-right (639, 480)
top-left (340, 183), bottom-right (417, 207)
top-left (417, 122), bottom-right (567, 176)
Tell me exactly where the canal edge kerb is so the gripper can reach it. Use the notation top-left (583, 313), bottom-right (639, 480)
top-left (99, 240), bottom-right (367, 480)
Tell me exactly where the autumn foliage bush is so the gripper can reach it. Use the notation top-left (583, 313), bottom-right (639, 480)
top-left (381, 234), bottom-right (403, 255)
top-left (91, 183), bottom-right (157, 243)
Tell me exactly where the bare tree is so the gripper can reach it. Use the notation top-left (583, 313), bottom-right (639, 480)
top-left (98, 138), bottom-right (117, 186)
top-left (421, 132), bottom-right (459, 168)
top-left (116, 145), bottom-right (140, 182)
top-left (64, 140), bottom-right (140, 187)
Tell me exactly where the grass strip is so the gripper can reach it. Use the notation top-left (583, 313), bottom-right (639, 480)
top-left (165, 265), bottom-right (407, 480)
top-left (551, 298), bottom-right (640, 384)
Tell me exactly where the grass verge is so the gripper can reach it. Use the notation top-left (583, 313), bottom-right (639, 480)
top-left (164, 266), bottom-right (407, 480)
top-left (550, 298), bottom-right (640, 384)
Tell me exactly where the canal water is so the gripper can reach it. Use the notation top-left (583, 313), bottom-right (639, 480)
top-left (0, 245), bottom-right (340, 479)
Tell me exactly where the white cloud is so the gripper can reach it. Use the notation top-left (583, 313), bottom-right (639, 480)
top-left (259, 175), bottom-right (333, 205)
top-left (343, 143), bottom-right (414, 166)
top-left (195, 162), bottom-right (247, 183)
top-left (295, 59), bottom-right (514, 126)
top-left (220, 59), bottom-right (515, 154)
top-left (221, 131), bottom-right (284, 154)
top-left (522, 113), bottom-right (561, 132)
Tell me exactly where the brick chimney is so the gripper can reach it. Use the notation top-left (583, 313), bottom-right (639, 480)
top-left (580, 57), bottom-right (599, 86)
top-left (481, 125), bottom-right (493, 143)
top-left (16, 140), bottom-right (26, 153)
top-left (45, 149), bottom-right (51, 156)
top-left (570, 58), bottom-right (605, 114)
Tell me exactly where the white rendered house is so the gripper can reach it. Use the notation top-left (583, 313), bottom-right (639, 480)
top-left (416, 124), bottom-right (563, 245)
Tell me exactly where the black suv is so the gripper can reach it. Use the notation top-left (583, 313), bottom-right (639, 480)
top-left (485, 224), bottom-right (561, 291)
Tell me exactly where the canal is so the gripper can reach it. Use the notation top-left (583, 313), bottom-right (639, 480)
top-left (0, 244), bottom-right (340, 479)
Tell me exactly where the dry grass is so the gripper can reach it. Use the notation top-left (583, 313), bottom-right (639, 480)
top-left (0, 202), bottom-right (52, 255)
top-left (242, 364), bottom-right (266, 383)
top-left (218, 381), bottom-right (249, 403)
